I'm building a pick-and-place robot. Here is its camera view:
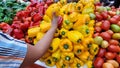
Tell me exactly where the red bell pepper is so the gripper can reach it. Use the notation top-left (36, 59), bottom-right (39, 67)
top-left (33, 13), bottom-right (43, 22)
top-left (58, 16), bottom-right (63, 28)
top-left (13, 29), bottom-right (24, 39)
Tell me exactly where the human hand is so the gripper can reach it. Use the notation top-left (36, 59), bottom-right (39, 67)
top-left (51, 12), bottom-right (59, 28)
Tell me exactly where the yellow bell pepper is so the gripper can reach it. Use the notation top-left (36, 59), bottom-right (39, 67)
top-left (86, 60), bottom-right (93, 68)
top-left (73, 14), bottom-right (90, 29)
top-left (88, 27), bottom-right (94, 38)
top-left (82, 7), bottom-right (94, 14)
top-left (60, 4), bottom-right (68, 15)
top-left (69, 12), bottom-right (79, 22)
top-left (90, 43), bottom-right (99, 56)
top-left (36, 32), bottom-right (44, 40)
top-left (75, 25), bottom-right (91, 37)
top-left (52, 50), bottom-right (61, 62)
top-left (67, 31), bottom-right (84, 44)
top-left (49, 38), bottom-right (61, 52)
top-left (80, 0), bottom-right (94, 5)
top-left (88, 20), bottom-right (95, 27)
top-left (61, 52), bottom-right (74, 63)
top-left (75, 3), bottom-right (83, 12)
top-left (59, 28), bottom-right (68, 38)
top-left (82, 38), bottom-right (94, 50)
top-left (62, 15), bottom-right (73, 30)
top-left (77, 51), bottom-right (90, 62)
top-left (43, 15), bottom-right (51, 22)
top-left (60, 0), bottom-right (67, 5)
top-left (54, 29), bottom-right (60, 37)
top-left (28, 27), bottom-right (40, 37)
top-left (45, 3), bottom-right (60, 19)
top-left (74, 44), bottom-right (85, 56)
top-left (40, 21), bottom-right (51, 33)
top-left (56, 59), bottom-right (69, 68)
top-left (70, 58), bottom-right (84, 68)
top-left (59, 39), bottom-right (73, 52)
top-left (33, 38), bottom-right (38, 45)
top-left (45, 56), bottom-right (55, 66)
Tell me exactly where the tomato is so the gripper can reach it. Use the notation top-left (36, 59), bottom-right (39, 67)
top-left (101, 12), bottom-right (108, 19)
top-left (95, 12), bottom-right (103, 21)
top-left (93, 33), bottom-right (100, 38)
top-left (101, 40), bottom-right (109, 48)
top-left (109, 18), bottom-right (118, 24)
top-left (108, 11), bottom-right (116, 17)
top-left (95, 22), bottom-right (102, 27)
top-left (107, 45), bottom-right (120, 52)
top-left (109, 39), bottom-right (119, 45)
top-left (106, 30), bottom-right (113, 36)
top-left (101, 20), bottom-right (110, 31)
top-left (95, 26), bottom-right (102, 33)
top-left (93, 57), bottom-right (104, 68)
top-left (113, 15), bottom-right (120, 21)
top-left (117, 21), bottom-right (120, 26)
top-left (116, 55), bottom-right (120, 63)
top-left (100, 32), bottom-right (111, 41)
top-left (105, 52), bottom-right (116, 60)
top-left (102, 62), bottom-right (114, 68)
top-left (97, 48), bottom-right (106, 57)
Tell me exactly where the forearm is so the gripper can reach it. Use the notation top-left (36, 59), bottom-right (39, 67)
top-left (20, 27), bottom-right (57, 67)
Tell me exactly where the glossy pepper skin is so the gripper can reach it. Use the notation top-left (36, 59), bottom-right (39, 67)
top-left (82, 37), bottom-right (94, 50)
top-left (75, 3), bottom-right (83, 12)
top-left (54, 29), bottom-right (60, 37)
top-left (45, 56), bottom-right (55, 66)
top-left (36, 32), bottom-right (44, 40)
top-left (61, 52), bottom-right (74, 63)
top-left (62, 15), bottom-right (73, 30)
top-left (73, 14), bottom-right (90, 29)
top-left (56, 59), bottom-right (69, 68)
top-left (77, 51), bottom-right (90, 62)
top-left (49, 38), bottom-right (61, 52)
top-left (76, 25), bottom-right (91, 37)
top-left (28, 26), bottom-right (40, 37)
top-left (43, 15), bottom-right (51, 22)
top-left (73, 44), bottom-right (85, 56)
top-left (90, 43), bottom-right (99, 56)
top-left (67, 31), bottom-right (84, 44)
top-left (59, 39), bottom-right (73, 52)
top-left (59, 28), bottom-right (68, 38)
top-left (69, 12), bottom-right (79, 23)
top-left (39, 21), bottom-right (51, 33)
top-left (45, 3), bottom-right (61, 19)
top-left (86, 60), bottom-right (93, 68)
top-left (52, 50), bottom-right (61, 62)
top-left (70, 58), bottom-right (84, 68)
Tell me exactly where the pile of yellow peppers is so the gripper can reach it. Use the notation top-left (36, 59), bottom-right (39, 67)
top-left (27, 0), bottom-right (99, 68)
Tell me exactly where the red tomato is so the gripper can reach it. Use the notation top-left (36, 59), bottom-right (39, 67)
top-left (107, 45), bottom-right (120, 52)
top-left (93, 57), bottom-right (104, 68)
top-left (109, 18), bottom-right (118, 24)
top-left (95, 26), bottom-right (102, 33)
top-left (95, 22), bottom-right (102, 27)
top-left (106, 30), bottom-right (114, 36)
top-left (95, 12), bottom-right (103, 21)
top-left (109, 39), bottom-right (119, 45)
top-left (100, 32), bottom-right (111, 41)
top-left (108, 11), bottom-right (116, 17)
top-left (117, 21), bottom-right (120, 26)
top-left (93, 33), bottom-right (100, 38)
top-left (113, 15), bottom-right (120, 21)
top-left (97, 48), bottom-right (106, 57)
top-left (116, 55), bottom-right (120, 63)
top-left (105, 52), bottom-right (116, 60)
top-left (101, 12), bottom-right (108, 19)
top-left (101, 20), bottom-right (110, 31)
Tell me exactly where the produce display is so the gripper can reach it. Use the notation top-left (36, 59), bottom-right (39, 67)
top-left (93, 5), bottom-right (120, 68)
top-left (0, 0), bottom-right (120, 68)
top-left (27, 0), bottom-right (99, 68)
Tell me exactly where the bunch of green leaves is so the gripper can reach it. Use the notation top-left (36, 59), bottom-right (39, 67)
top-left (0, 0), bottom-right (29, 24)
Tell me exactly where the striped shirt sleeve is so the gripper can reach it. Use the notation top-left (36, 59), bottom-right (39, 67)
top-left (0, 31), bottom-right (27, 68)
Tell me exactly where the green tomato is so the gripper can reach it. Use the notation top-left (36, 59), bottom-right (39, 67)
top-left (111, 24), bottom-right (120, 33)
top-left (94, 36), bottom-right (103, 45)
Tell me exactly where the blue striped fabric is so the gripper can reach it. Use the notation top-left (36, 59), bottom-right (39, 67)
top-left (0, 31), bottom-right (27, 68)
